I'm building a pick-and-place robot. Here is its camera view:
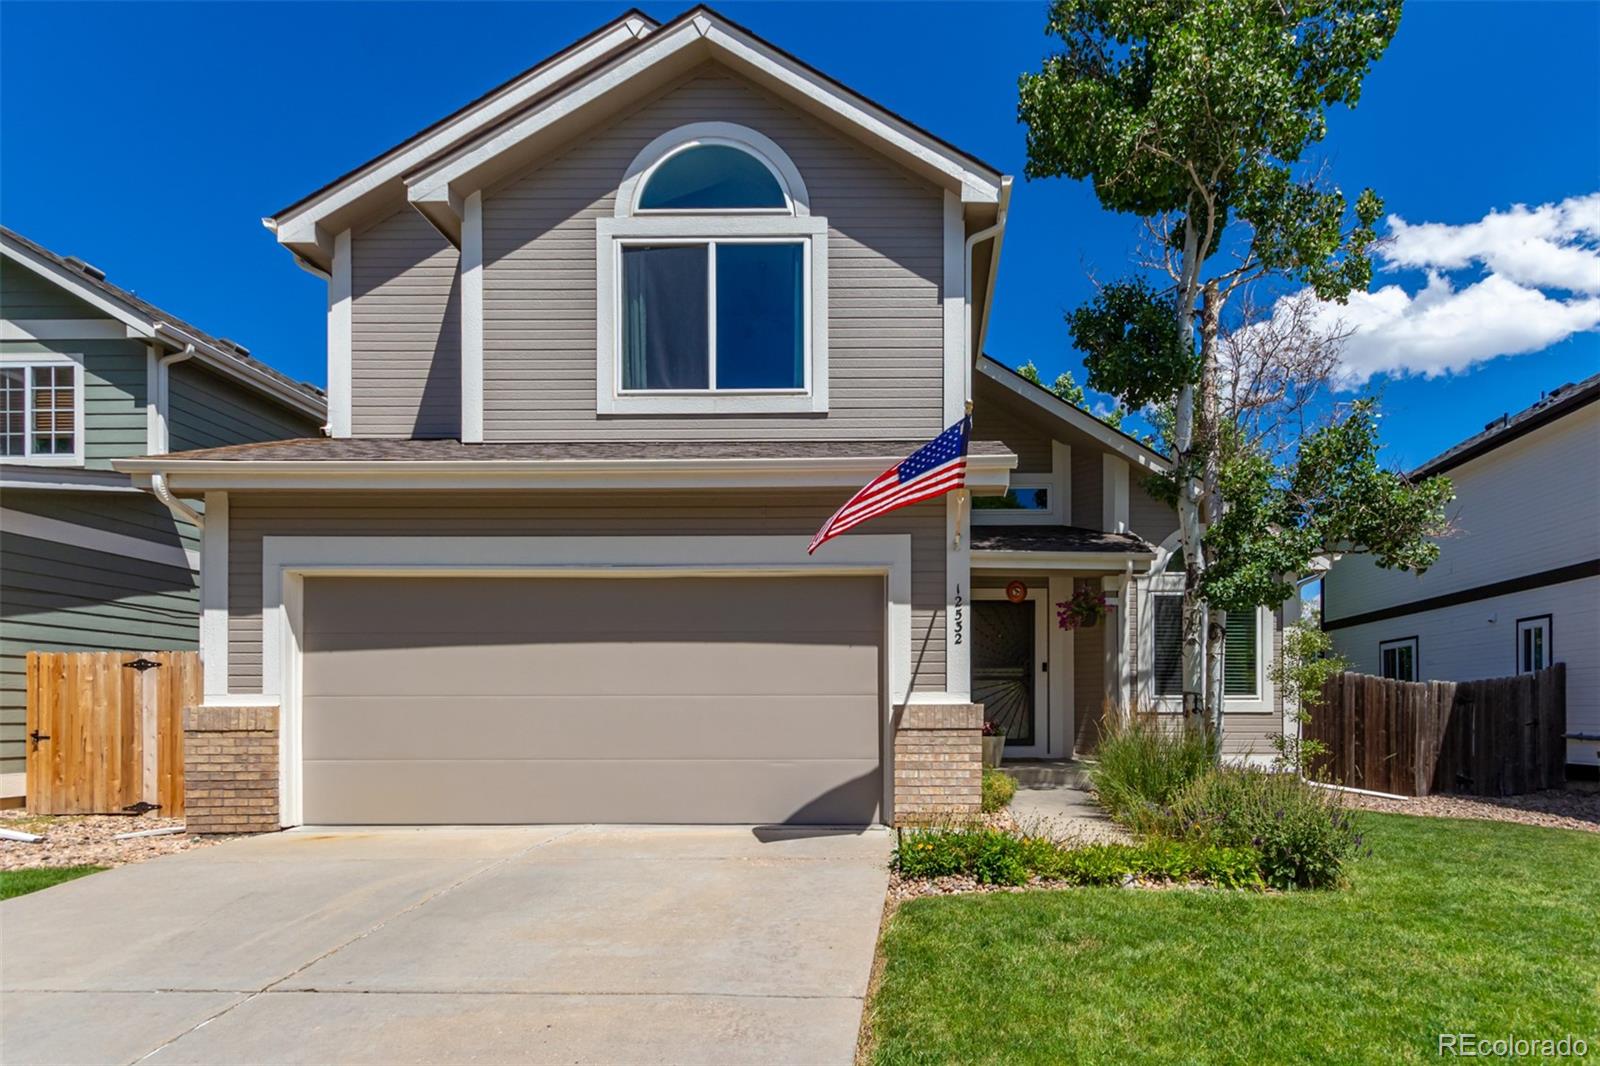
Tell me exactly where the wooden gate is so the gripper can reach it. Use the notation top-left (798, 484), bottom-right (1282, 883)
top-left (25, 651), bottom-right (200, 815)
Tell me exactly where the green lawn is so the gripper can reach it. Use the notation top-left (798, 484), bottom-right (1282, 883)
top-left (0, 865), bottom-right (105, 900)
top-left (867, 814), bottom-right (1599, 1064)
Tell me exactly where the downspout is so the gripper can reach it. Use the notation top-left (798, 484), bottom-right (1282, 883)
top-left (962, 176), bottom-right (1013, 409)
top-left (155, 341), bottom-right (196, 454)
top-left (150, 472), bottom-right (204, 531)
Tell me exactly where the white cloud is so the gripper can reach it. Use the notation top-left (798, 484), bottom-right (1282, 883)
top-left (1276, 193), bottom-right (1600, 386)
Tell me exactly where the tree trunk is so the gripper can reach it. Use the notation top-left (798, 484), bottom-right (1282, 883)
top-left (1173, 228), bottom-right (1206, 727)
top-left (1198, 281), bottom-right (1225, 744)
top-left (1205, 607), bottom-right (1227, 750)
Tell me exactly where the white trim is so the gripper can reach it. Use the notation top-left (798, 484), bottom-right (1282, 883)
top-left (327, 230), bottom-right (352, 437)
top-left (977, 356), bottom-right (1169, 471)
top-left (0, 319), bottom-right (127, 342)
top-left (200, 492), bottom-right (229, 699)
top-left (0, 351), bottom-right (86, 466)
top-left (119, 452), bottom-right (1018, 494)
top-left (1049, 573), bottom-right (1076, 758)
top-left (1103, 453), bottom-right (1129, 534)
top-left (267, 14), bottom-right (655, 268)
top-left (0, 466), bottom-right (141, 493)
top-left (404, 12), bottom-right (1001, 214)
top-left (941, 190), bottom-right (964, 425)
top-left (259, 533), bottom-right (913, 827)
top-left (973, 585), bottom-right (1052, 758)
top-left (594, 216), bottom-right (829, 415)
top-left (946, 493), bottom-right (972, 702)
top-left (145, 344), bottom-right (161, 453)
top-left (616, 122), bottom-right (809, 217)
top-left (460, 192), bottom-right (484, 443)
top-left (0, 507), bottom-right (198, 570)
top-left (971, 549), bottom-right (1155, 570)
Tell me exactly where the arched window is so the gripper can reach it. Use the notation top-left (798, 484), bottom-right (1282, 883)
top-left (597, 123), bottom-right (827, 415)
top-left (637, 144), bottom-right (788, 211)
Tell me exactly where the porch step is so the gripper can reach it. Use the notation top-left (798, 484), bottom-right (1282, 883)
top-left (998, 760), bottom-right (1094, 791)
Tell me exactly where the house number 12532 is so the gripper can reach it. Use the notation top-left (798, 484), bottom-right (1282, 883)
top-left (953, 583), bottom-right (964, 645)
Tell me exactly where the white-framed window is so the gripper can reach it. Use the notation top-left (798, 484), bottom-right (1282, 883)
top-left (1152, 592), bottom-right (1184, 699)
top-left (596, 122), bottom-right (828, 416)
top-left (974, 442), bottom-right (1071, 525)
top-left (1379, 637), bottom-right (1419, 682)
top-left (1515, 615), bottom-right (1552, 675)
top-left (1143, 558), bottom-right (1272, 712)
top-left (1, 354), bottom-right (84, 465)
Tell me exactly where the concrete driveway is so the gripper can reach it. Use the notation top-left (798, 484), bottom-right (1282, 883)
top-left (1, 825), bottom-right (892, 1065)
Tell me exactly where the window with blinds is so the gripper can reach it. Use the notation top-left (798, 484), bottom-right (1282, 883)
top-left (1224, 609), bottom-right (1258, 697)
top-left (1, 363), bottom-right (79, 461)
top-left (1153, 594), bottom-right (1183, 697)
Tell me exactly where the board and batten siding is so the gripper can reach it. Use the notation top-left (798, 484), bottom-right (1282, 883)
top-left (350, 209), bottom-right (461, 438)
top-left (479, 64), bottom-right (945, 442)
top-left (225, 491), bottom-right (947, 694)
top-left (0, 491), bottom-right (199, 778)
top-left (168, 361), bottom-right (321, 451)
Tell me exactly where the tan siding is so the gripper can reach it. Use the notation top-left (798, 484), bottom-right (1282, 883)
top-left (350, 210), bottom-right (460, 438)
top-left (227, 491), bottom-right (944, 694)
top-left (1070, 444), bottom-right (1102, 528)
top-left (1129, 478), bottom-right (1178, 546)
top-left (971, 398), bottom-right (1053, 474)
top-left (480, 65), bottom-right (945, 441)
top-left (1073, 611), bottom-right (1105, 752)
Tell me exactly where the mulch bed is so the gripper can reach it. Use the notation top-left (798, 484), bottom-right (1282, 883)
top-left (1337, 787), bottom-right (1600, 835)
top-left (0, 809), bottom-right (218, 871)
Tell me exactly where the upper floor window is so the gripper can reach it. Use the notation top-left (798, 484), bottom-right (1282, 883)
top-left (597, 123), bottom-right (828, 416)
top-left (1, 357), bottom-right (83, 465)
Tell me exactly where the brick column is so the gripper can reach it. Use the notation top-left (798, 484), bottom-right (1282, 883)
top-left (183, 704), bottom-right (280, 835)
top-left (892, 702), bottom-right (983, 823)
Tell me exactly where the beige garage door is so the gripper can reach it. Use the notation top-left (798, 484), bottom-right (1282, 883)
top-left (300, 575), bottom-right (884, 825)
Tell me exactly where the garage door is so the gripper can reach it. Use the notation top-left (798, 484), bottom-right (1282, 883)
top-left (300, 575), bottom-right (884, 825)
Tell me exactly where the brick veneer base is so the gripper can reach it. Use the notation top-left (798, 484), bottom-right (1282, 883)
top-left (893, 702), bottom-right (983, 823)
top-left (183, 705), bottom-right (280, 835)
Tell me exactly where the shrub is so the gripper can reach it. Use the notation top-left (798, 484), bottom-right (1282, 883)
top-left (981, 769), bottom-right (1017, 813)
top-left (1163, 768), bottom-right (1365, 889)
top-left (892, 827), bottom-right (1263, 890)
top-left (1090, 713), bottom-right (1216, 827)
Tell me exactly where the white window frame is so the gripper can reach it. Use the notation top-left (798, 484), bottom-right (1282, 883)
top-left (596, 122), bottom-right (828, 416)
top-left (974, 441), bottom-right (1070, 525)
top-left (1139, 540), bottom-right (1274, 714)
top-left (1379, 636), bottom-right (1420, 682)
top-left (1515, 615), bottom-right (1552, 675)
top-left (0, 352), bottom-right (85, 466)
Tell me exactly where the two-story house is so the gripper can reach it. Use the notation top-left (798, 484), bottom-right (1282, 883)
top-left (116, 6), bottom-right (1286, 829)
top-left (1324, 374), bottom-right (1599, 775)
top-left (1, 225), bottom-right (325, 804)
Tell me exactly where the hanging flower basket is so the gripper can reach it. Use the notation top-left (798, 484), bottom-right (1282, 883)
top-left (1056, 588), bottom-right (1108, 630)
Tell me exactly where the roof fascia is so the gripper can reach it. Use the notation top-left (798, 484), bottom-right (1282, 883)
top-left (2, 237), bottom-right (324, 421)
top-left (972, 549), bottom-right (1156, 570)
top-left (976, 356), bottom-right (1171, 472)
top-left (405, 10), bottom-right (1003, 227)
top-left (114, 451), bottom-right (1017, 494)
top-left (267, 11), bottom-right (657, 270)
top-left (1410, 380), bottom-right (1600, 480)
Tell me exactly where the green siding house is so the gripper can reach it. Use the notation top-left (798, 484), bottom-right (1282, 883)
top-left (1, 226), bottom-right (324, 802)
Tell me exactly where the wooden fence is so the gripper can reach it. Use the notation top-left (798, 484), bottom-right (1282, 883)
top-left (25, 651), bottom-right (200, 816)
top-left (1306, 664), bottom-right (1566, 797)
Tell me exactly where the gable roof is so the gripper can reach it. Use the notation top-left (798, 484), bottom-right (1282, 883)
top-left (975, 355), bottom-right (1170, 471)
top-left (1, 226), bottom-right (325, 420)
top-left (268, 5), bottom-right (1007, 265)
top-left (1411, 371), bottom-right (1600, 480)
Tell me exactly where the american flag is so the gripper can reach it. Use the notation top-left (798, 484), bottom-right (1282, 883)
top-left (808, 416), bottom-right (971, 554)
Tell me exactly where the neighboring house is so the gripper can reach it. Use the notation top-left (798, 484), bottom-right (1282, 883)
top-left (0, 226), bottom-right (326, 803)
top-left (1323, 373), bottom-right (1600, 774)
top-left (115, 6), bottom-right (1286, 830)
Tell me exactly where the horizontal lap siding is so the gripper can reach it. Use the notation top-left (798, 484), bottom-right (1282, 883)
top-left (168, 362), bottom-right (320, 451)
top-left (351, 210), bottom-right (461, 438)
top-left (482, 66), bottom-right (944, 441)
top-left (226, 491), bottom-right (945, 694)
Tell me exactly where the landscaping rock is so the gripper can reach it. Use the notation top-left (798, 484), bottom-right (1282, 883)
top-left (0, 810), bottom-right (219, 870)
top-left (1339, 787), bottom-right (1599, 834)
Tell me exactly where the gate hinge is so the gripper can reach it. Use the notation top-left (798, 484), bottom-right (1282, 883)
top-left (123, 657), bottom-right (162, 672)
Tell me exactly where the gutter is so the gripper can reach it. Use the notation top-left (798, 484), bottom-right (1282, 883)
top-left (962, 176), bottom-right (1012, 410)
top-left (154, 343), bottom-right (196, 453)
top-left (149, 472), bottom-right (204, 531)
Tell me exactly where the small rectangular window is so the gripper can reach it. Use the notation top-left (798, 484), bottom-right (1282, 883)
top-left (1379, 637), bottom-right (1419, 682)
top-left (1516, 615), bottom-right (1551, 675)
top-left (1, 362), bottom-right (80, 463)
top-left (1224, 609), bottom-right (1258, 697)
top-left (1153, 593), bottom-right (1183, 698)
top-left (973, 487), bottom-right (1050, 511)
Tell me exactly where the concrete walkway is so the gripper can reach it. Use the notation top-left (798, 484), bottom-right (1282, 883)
top-left (1, 825), bottom-right (893, 1065)
top-left (1009, 786), bottom-right (1131, 843)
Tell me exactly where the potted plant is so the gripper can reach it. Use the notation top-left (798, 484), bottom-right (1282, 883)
top-left (1056, 587), bottom-right (1108, 630)
top-left (981, 719), bottom-right (1005, 768)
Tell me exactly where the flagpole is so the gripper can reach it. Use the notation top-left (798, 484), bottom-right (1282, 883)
top-left (955, 400), bottom-right (973, 548)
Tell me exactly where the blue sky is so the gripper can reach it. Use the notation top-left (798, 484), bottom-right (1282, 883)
top-left (3, 1), bottom-right (1596, 469)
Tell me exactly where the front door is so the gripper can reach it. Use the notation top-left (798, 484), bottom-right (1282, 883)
top-left (972, 596), bottom-right (1048, 756)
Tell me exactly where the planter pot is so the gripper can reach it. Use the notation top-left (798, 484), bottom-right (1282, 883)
top-left (982, 736), bottom-right (1005, 768)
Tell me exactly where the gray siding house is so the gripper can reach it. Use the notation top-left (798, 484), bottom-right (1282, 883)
top-left (117, 6), bottom-right (1285, 831)
top-left (1, 227), bottom-right (325, 801)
